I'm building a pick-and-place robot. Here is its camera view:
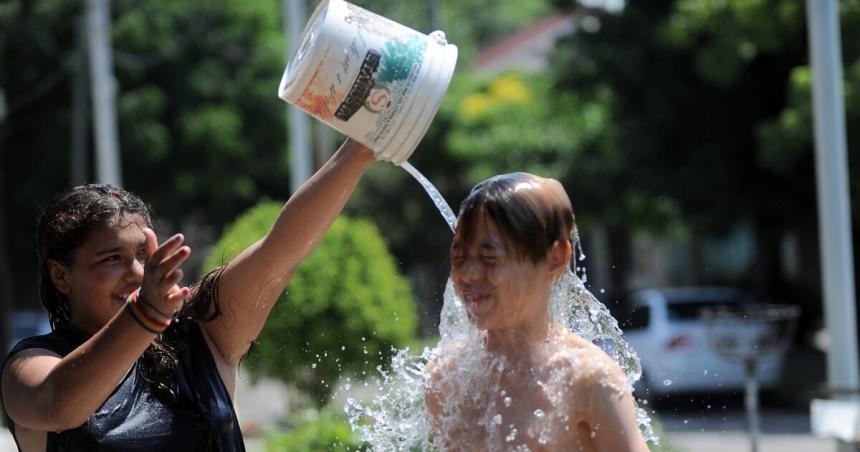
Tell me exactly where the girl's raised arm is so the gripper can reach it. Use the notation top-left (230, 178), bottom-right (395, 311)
top-left (203, 139), bottom-right (376, 365)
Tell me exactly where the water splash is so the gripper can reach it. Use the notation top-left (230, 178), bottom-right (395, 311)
top-left (400, 161), bottom-right (458, 232)
top-left (345, 166), bottom-right (657, 449)
top-left (346, 271), bottom-right (657, 449)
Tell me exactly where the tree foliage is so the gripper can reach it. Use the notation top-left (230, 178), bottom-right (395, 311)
top-left (266, 409), bottom-right (368, 451)
top-left (544, 0), bottom-right (860, 315)
top-left (0, 0), bottom-right (288, 306)
top-left (201, 202), bottom-right (418, 406)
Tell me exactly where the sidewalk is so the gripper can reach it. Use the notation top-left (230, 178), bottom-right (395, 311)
top-left (667, 432), bottom-right (836, 452)
top-left (653, 386), bottom-right (842, 452)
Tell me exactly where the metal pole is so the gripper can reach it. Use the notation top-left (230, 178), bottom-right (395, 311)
top-left (427, 0), bottom-right (440, 30)
top-left (86, 0), bottom-right (122, 186)
top-left (805, 2), bottom-right (859, 451)
top-left (283, 0), bottom-right (313, 193)
top-left (744, 359), bottom-right (760, 452)
top-left (72, 15), bottom-right (90, 185)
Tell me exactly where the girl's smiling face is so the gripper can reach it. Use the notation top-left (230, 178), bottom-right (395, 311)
top-left (49, 213), bottom-right (149, 334)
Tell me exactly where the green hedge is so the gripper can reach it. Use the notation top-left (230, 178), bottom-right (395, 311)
top-left (203, 201), bottom-right (418, 404)
top-left (265, 410), bottom-right (367, 452)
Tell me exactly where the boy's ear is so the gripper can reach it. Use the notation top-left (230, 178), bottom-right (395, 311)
top-left (547, 239), bottom-right (572, 279)
top-left (48, 259), bottom-right (71, 295)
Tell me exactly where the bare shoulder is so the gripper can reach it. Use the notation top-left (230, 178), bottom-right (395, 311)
top-left (425, 339), bottom-right (466, 383)
top-left (2, 348), bottom-right (62, 426)
top-left (424, 340), bottom-right (467, 418)
top-left (549, 333), bottom-right (627, 392)
top-left (3, 348), bottom-right (62, 382)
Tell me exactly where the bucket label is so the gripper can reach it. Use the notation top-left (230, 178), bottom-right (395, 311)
top-left (296, 45), bottom-right (337, 121)
top-left (366, 35), bottom-right (427, 145)
top-left (335, 49), bottom-right (382, 121)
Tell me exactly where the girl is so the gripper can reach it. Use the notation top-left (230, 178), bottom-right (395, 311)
top-left (2, 138), bottom-right (389, 451)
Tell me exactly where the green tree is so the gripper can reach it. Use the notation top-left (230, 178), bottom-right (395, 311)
top-left (0, 0), bottom-right (565, 328)
top-left (547, 0), bottom-right (860, 318)
top-left (202, 202), bottom-right (418, 406)
top-left (0, 0), bottom-right (288, 311)
top-left (112, 0), bottom-right (287, 224)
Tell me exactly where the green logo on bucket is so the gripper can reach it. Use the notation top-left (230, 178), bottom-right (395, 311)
top-left (377, 35), bottom-right (426, 84)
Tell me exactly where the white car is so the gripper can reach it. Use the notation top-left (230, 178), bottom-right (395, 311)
top-left (9, 311), bottom-right (52, 350)
top-left (619, 287), bottom-right (786, 401)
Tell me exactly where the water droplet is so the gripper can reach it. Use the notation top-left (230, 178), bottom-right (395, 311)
top-left (533, 409), bottom-right (545, 419)
top-left (663, 379), bottom-right (673, 386)
top-left (684, 419), bottom-right (688, 424)
top-left (311, 363), bottom-right (317, 369)
top-left (504, 397), bottom-right (512, 407)
top-left (493, 414), bottom-right (502, 425)
top-left (506, 428), bottom-right (517, 442)
top-left (703, 369), bottom-right (709, 375)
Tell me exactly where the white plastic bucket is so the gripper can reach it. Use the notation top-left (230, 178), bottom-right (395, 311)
top-left (278, 0), bottom-right (458, 164)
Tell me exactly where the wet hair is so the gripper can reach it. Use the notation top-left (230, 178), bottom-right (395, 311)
top-left (37, 183), bottom-right (153, 326)
top-left (454, 173), bottom-right (575, 263)
top-left (36, 183), bottom-right (222, 399)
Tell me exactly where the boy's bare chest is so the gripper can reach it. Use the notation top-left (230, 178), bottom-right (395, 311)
top-left (441, 373), bottom-right (588, 451)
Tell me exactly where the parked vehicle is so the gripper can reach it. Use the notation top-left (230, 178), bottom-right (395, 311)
top-left (9, 310), bottom-right (51, 350)
top-left (617, 287), bottom-right (786, 401)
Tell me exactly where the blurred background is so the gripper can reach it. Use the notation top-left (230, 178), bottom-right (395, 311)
top-left (2, 0), bottom-right (859, 450)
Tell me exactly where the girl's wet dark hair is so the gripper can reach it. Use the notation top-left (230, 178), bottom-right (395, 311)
top-left (36, 183), bottom-right (223, 399)
top-left (38, 184), bottom-right (152, 327)
top-left (454, 173), bottom-right (575, 263)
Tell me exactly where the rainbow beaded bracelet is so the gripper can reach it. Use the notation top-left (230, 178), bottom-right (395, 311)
top-left (126, 289), bottom-right (171, 334)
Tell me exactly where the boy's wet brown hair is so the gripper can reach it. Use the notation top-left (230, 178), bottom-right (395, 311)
top-left (453, 172), bottom-right (575, 263)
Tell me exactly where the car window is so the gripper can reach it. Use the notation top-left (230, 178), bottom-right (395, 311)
top-left (667, 300), bottom-right (742, 321)
top-left (623, 306), bottom-right (650, 330)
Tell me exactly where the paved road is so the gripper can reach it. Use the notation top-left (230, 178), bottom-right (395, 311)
top-left (654, 392), bottom-right (842, 452)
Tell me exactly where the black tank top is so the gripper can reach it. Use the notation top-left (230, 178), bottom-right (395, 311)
top-left (2, 321), bottom-right (245, 451)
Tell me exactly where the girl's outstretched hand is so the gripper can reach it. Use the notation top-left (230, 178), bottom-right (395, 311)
top-left (140, 228), bottom-right (191, 318)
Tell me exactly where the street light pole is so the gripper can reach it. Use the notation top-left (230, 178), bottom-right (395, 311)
top-left (72, 15), bottom-right (90, 185)
top-left (804, 2), bottom-right (859, 451)
top-left (86, 0), bottom-right (122, 186)
top-left (282, 0), bottom-right (313, 193)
